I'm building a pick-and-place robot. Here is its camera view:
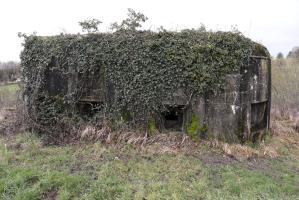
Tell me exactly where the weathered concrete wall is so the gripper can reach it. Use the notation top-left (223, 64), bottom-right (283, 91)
top-left (194, 74), bottom-right (248, 143)
top-left (192, 56), bottom-right (271, 143)
top-left (249, 57), bottom-right (271, 141)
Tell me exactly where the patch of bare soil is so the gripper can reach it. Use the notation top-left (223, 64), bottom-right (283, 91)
top-left (198, 151), bottom-right (272, 172)
top-left (0, 107), bottom-right (23, 136)
top-left (199, 152), bottom-right (238, 166)
top-left (42, 189), bottom-right (58, 200)
top-left (244, 157), bottom-right (271, 171)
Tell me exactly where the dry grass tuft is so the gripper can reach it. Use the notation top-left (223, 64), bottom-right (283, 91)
top-left (78, 111), bottom-right (299, 159)
top-left (270, 119), bottom-right (296, 136)
top-left (262, 146), bottom-right (279, 158)
top-left (206, 139), bottom-right (278, 161)
top-left (80, 124), bottom-right (197, 155)
top-left (204, 112), bottom-right (299, 161)
top-left (222, 143), bottom-right (258, 160)
top-left (80, 120), bottom-right (112, 142)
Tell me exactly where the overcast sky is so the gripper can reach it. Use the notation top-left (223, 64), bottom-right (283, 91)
top-left (1, 0), bottom-right (298, 61)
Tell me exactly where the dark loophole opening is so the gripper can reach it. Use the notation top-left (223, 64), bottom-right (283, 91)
top-left (163, 106), bottom-right (184, 131)
top-left (250, 101), bottom-right (268, 132)
top-left (77, 102), bottom-right (102, 118)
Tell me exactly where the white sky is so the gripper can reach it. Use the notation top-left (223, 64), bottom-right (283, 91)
top-left (1, 0), bottom-right (299, 61)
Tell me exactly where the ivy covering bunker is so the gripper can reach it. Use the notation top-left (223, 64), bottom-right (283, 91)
top-left (20, 9), bottom-right (271, 143)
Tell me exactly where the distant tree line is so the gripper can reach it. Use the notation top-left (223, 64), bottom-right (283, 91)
top-left (287, 47), bottom-right (299, 60)
top-left (276, 47), bottom-right (299, 60)
top-left (276, 52), bottom-right (284, 59)
top-left (0, 61), bottom-right (19, 83)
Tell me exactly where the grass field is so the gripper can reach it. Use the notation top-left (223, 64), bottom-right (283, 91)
top-left (0, 131), bottom-right (298, 200)
top-left (0, 84), bottom-right (19, 94)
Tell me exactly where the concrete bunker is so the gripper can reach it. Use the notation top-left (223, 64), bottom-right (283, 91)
top-left (43, 45), bottom-right (270, 142)
top-left (42, 44), bottom-right (270, 143)
top-left (22, 32), bottom-right (271, 143)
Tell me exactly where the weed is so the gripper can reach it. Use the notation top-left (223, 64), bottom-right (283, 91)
top-left (187, 114), bottom-right (200, 141)
top-left (148, 119), bottom-right (157, 136)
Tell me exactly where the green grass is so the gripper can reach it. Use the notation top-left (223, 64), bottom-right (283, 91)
top-left (0, 133), bottom-right (298, 200)
top-left (0, 84), bottom-right (19, 94)
top-left (0, 83), bottom-right (19, 108)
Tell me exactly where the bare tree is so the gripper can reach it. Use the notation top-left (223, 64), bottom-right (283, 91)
top-left (79, 19), bottom-right (102, 33)
top-left (110, 8), bottom-right (148, 31)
